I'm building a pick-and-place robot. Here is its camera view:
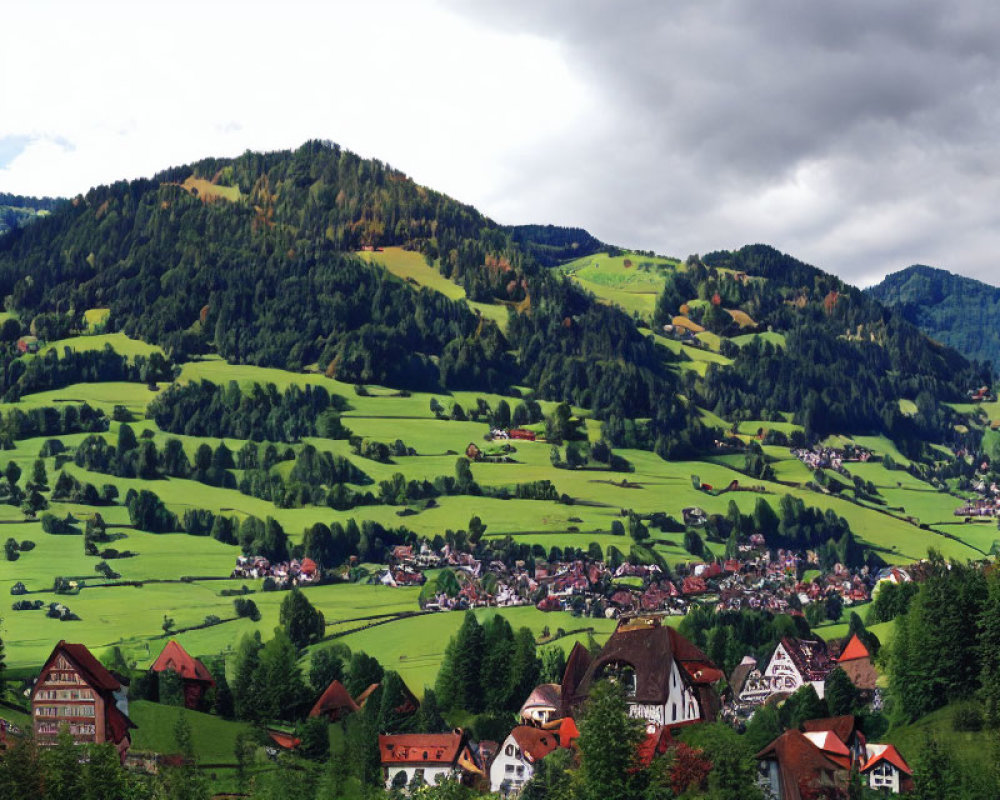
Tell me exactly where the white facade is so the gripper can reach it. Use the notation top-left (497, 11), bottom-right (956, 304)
top-left (626, 659), bottom-right (701, 726)
top-left (385, 765), bottom-right (454, 790)
top-left (738, 641), bottom-right (825, 704)
top-left (867, 762), bottom-right (901, 793)
top-left (490, 734), bottom-right (533, 795)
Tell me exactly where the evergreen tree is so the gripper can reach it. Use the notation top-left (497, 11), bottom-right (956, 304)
top-left (451, 611), bottom-right (485, 712)
top-left (31, 458), bottom-right (48, 489)
top-left (480, 616), bottom-right (515, 712)
top-left (912, 733), bottom-right (960, 800)
top-left (279, 588), bottom-right (325, 649)
top-left (577, 680), bottom-right (644, 800)
top-left (541, 647), bottom-right (567, 684)
top-left (159, 712), bottom-right (209, 800)
top-left (980, 570), bottom-right (1000, 725)
top-left (232, 632), bottom-right (263, 721)
top-left (378, 670), bottom-right (415, 733)
top-left (414, 688), bottom-right (446, 733)
top-left (508, 627), bottom-right (541, 711)
top-left (309, 645), bottom-right (345, 692)
top-left (824, 667), bottom-right (857, 717)
top-left (255, 628), bottom-right (308, 721)
top-left (344, 651), bottom-right (384, 698)
top-left (41, 726), bottom-right (83, 800)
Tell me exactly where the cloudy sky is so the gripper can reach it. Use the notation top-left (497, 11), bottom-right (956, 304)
top-left (2, 0), bottom-right (998, 287)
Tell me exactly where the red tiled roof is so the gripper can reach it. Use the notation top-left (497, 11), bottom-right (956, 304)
top-left (379, 732), bottom-right (465, 765)
top-left (756, 729), bottom-right (850, 800)
top-left (56, 641), bottom-right (121, 692)
top-left (509, 726), bottom-right (560, 763)
top-left (837, 634), bottom-right (870, 663)
top-left (300, 557), bottom-right (318, 575)
top-left (309, 680), bottom-right (360, 719)
top-left (151, 640), bottom-right (215, 685)
top-left (861, 745), bottom-right (912, 776)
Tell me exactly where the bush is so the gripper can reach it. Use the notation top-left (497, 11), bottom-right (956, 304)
top-left (234, 597), bottom-right (261, 621)
top-left (19, 539), bottom-right (35, 551)
top-left (953, 704), bottom-right (983, 732)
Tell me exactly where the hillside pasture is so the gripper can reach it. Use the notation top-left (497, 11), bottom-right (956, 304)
top-left (40, 332), bottom-right (165, 359)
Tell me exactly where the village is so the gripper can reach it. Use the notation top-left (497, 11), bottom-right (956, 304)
top-left (1, 607), bottom-right (914, 799)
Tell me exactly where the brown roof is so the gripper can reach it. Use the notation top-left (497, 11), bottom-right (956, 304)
top-left (756, 729), bottom-right (850, 800)
top-left (520, 683), bottom-right (561, 715)
top-left (802, 715), bottom-right (857, 745)
top-left (777, 637), bottom-right (832, 682)
top-left (560, 642), bottom-right (592, 715)
top-left (151, 640), bottom-right (215, 685)
top-left (379, 732), bottom-right (465, 766)
top-left (50, 641), bottom-right (121, 693)
top-left (509, 726), bottom-right (560, 763)
top-left (728, 659), bottom-right (756, 696)
top-left (568, 616), bottom-right (719, 707)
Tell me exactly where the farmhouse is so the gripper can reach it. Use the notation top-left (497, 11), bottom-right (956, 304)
top-left (31, 641), bottom-right (135, 761)
top-left (509, 429), bottom-right (536, 441)
top-left (309, 680), bottom-right (360, 721)
top-left (16, 335), bottom-right (41, 354)
top-left (379, 730), bottom-right (483, 791)
top-left (563, 615), bottom-right (722, 728)
top-left (489, 726), bottom-right (560, 794)
top-left (151, 640), bottom-right (215, 710)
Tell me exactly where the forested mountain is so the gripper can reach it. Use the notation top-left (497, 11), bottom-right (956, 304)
top-left (0, 192), bottom-right (62, 236)
top-left (0, 140), bottom-right (985, 459)
top-left (868, 264), bottom-right (1000, 368)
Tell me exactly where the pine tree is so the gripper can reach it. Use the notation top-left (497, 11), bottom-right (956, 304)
top-left (309, 646), bottom-right (344, 692)
top-left (980, 571), bottom-right (1000, 725)
top-left (279, 588), bottom-right (325, 649)
top-left (577, 680), bottom-right (644, 800)
top-left (824, 667), bottom-right (857, 717)
top-left (452, 611), bottom-right (484, 712)
top-left (414, 688), bottom-right (446, 733)
top-left (233, 632), bottom-right (263, 721)
top-left (480, 616), bottom-right (515, 712)
top-left (255, 628), bottom-right (308, 721)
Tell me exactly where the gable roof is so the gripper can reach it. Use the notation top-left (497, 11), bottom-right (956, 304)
top-left (560, 642), bottom-right (592, 714)
top-left (728, 657), bottom-right (756, 696)
top-left (801, 715), bottom-right (857, 746)
top-left (571, 616), bottom-right (719, 706)
top-left (508, 726), bottom-right (560, 763)
top-left (151, 640), bottom-right (215, 685)
top-left (520, 683), bottom-right (561, 714)
top-left (837, 634), bottom-right (870, 663)
top-left (861, 744), bottom-right (912, 775)
top-left (756, 729), bottom-right (850, 800)
top-left (776, 637), bottom-right (831, 682)
top-left (309, 680), bottom-right (360, 719)
top-left (379, 732), bottom-right (465, 766)
top-left (44, 641), bottom-right (121, 694)
top-left (802, 731), bottom-right (850, 762)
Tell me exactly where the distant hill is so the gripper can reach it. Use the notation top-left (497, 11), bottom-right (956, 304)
top-left (868, 265), bottom-right (1000, 368)
top-left (0, 192), bottom-right (63, 236)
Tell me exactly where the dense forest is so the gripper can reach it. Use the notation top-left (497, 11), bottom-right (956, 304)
top-left (868, 264), bottom-right (1000, 368)
top-left (0, 140), bottom-right (986, 459)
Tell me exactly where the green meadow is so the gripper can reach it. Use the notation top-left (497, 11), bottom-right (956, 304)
top-left (0, 326), bottom-right (982, 688)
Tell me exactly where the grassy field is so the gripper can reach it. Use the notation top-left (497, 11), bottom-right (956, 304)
top-left (359, 248), bottom-right (509, 327)
top-left (557, 252), bottom-right (680, 320)
top-left (730, 331), bottom-right (786, 349)
top-left (884, 703), bottom-right (993, 775)
top-left (40, 332), bottom-right (165, 359)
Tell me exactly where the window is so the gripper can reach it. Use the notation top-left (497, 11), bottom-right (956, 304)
top-left (671, 704), bottom-right (677, 721)
top-left (505, 745), bottom-right (515, 757)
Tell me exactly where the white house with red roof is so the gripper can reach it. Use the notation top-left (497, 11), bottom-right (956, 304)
top-left (490, 726), bottom-right (561, 794)
top-left (379, 730), bottom-right (483, 790)
top-left (861, 744), bottom-right (913, 793)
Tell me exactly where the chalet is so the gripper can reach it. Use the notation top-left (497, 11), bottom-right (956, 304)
top-left (151, 640), bottom-right (215, 710)
top-left (31, 641), bottom-right (136, 761)
top-left (509, 429), bottom-right (536, 441)
top-left (17, 335), bottom-right (40, 354)
top-left (738, 637), bottom-right (832, 705)
top-left (518, 683), bottom-right (562, 726)
top-left (758, 718), bottom-right (911, 798)
top-left (563, 615), bottom-right (722, 728)
top-left (835, 634), bottom-right (878, 695)
top-left (489, 726), bottom-right (560, 794)
top-left (861, 744), bottom-right (913, 793)
top-left (380, 730), bottom-right (483, 791)
top-left (756, 729), bottom-right (851, 800)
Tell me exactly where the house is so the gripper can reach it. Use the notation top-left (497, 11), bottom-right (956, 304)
top-left (738, 637), bottom-right (832, 705)
top-left (861, 744), bottom-right (913, 793)
top-left (835, 634), bottom-right (878, 694)
top-left (563, 615), bottom-right (722, 728)
top-left (151, 640), bottom-right (215, 710)
top-left (31, 641), bottom-right (136, 761)
top-left (17, 335), bottom-right (40, 354)
top-left (518, 683), bottom-right (562, 726)
top-left (465, 443), bottom-right (482, 461)
top-left (380, 730), bottom-right (483, 791)
top-left (509, 429), bottom-right (536, 441)
top-left (489, 726), bottom-right (560, 794)
top-left (801, 716), bottom-right (867, 764)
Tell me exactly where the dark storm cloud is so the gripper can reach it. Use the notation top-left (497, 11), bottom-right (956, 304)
top-left (450, 1), bottom-right (1000, 285)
